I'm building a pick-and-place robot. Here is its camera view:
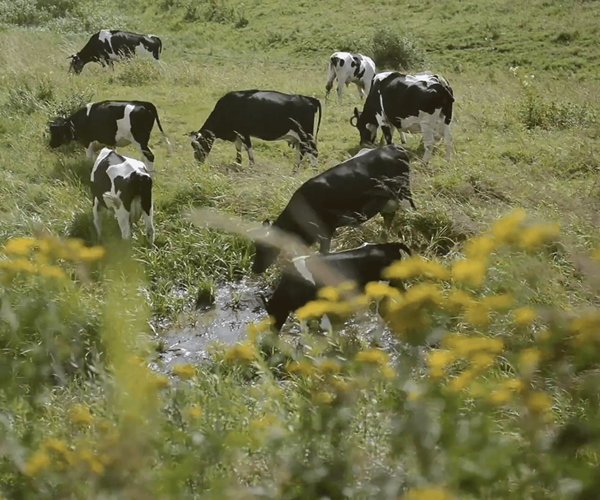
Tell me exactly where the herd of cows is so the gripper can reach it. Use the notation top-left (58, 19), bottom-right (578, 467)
top-left (47, 29), bottom-right (457, 331)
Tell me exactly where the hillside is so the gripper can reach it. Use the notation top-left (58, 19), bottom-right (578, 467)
top-left (1, 0), bottom-right (600, 498)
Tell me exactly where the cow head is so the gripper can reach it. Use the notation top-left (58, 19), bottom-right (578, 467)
top-left (68, 54), bottom-right (85, 74)
top-left (188, 130), bottom-right (214, 163)
top-left (251, 220), bottom-right (281, 274)
top-left (350, 107), bottom-right (377, 146)
top-left (48, 118), bottom-right (75, 148)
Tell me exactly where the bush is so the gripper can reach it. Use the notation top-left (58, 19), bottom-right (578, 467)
top-left (371, 28), bottom-right (427, 70)
top-left (519, 91), bottom-right (597, 130)
top-left (107, 59), bottom-right (162, 87)
top-left (6, 78), bottom-right (55, 115)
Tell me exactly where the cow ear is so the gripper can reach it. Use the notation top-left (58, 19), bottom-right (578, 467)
top-left (262, 219), bottom-right (271, 227)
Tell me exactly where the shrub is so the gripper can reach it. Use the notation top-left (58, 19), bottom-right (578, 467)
top-left (6, 79), bottom-right (55, 115)
top-left (520, 91), bottom-right (597, 130)
top-left (107, 59), bottom-right (162, 87)
top-left (371, 28), bottom-right (427, 70)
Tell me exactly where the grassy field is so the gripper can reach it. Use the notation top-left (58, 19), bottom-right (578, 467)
top-left (1, 0), bottom-right (600, 497)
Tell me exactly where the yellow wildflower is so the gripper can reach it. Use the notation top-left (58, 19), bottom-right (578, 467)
top-left (0, 258), bottom-right (36, 274)
top-left (286, 359), bottom-right (314, 377)
top-left (44, 438), bottom-right (68, 455)
top-left (570, 313), bottom-right (600, 345)
top-left (519, 348), bottom-right (541, 376)
top-left (78, 449), bottom-right (104, 475)
top-left (316, 358), bottom-right (342, 375)
top-left (38, 265), bottom-right (66, 280)
top-left (77, 245), bottom-right (106, 262)
top-left (592, 247), bottom-right (600, 261)
top-left (332, 377), bottom-right (353, 392)
top-left (447, 369), bottom-right (476, 393)
top-left (492, 208), bottom-right (526, 244)
top-left (70, 405), bottom-right (93, 426)
top-left (355, 349), bottom-right (389, 365)
top-left (2, 237), bottom-right (36, 256)
top-left (499, 378), bottom-right (525, 393)
top-left (520, 223), bottom-right (560, 250)
top-left (188, 406), bottom-right (202, 419)
top-left (364, 281), bottom-right (402, 300)
top-left (225, 341), bottom-right (258, 362)
top-left (295, 300), bottom-right (338, 321)
top-left (250, 416), bottom-right (276, 430)
top-left (527, 392), bottom-right (553, 415)
top-left (488, 389), bottom-right (511, 406)
top-left (464, 303), bottom-right (490, 327)
top-left (451, 259), bottom-right (486, 287)
top-left (400, 284), bottom-right (444, 310)
top-left (152, 374), bottom-right (169, 388)
top-left (172, 363), bottom-right (197, 378)
top-left (464, 236), bottom-right (495, 261)
top-left (405, 488), bottom-right (454, 500)
top-left (482, 293), bottom-right (514, 311)
top-left (470, 352), bottom-right (496, 371)
top-left (383, 255), bottom-right (450, 281)
top-left (426, 350), bottom-right (455, 379)
top-left (313, 392), bottom-right (335, 404)
top-left (246, 316), bottom-right (275, 340)
top-left (514, 307), bottom-right (536, 325)
top-left (444, 289), bottom-right (475, 312)
top-left (317, 286), bottom-right (339, 302)
top-left (24, 450), bottom-right (51, 476)
top-left (444, 335), bottom-right (504, 358)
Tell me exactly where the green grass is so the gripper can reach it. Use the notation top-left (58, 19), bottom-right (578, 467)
top-left (2, 0), bottom-right (600, 497)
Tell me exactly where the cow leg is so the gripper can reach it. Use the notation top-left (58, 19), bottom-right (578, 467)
top-left (381, 125), bottom-right (394, 145)
top-left (86, 143), bottom-right (96, 160)
top-left (337, 84), bottom-right (344, 104)
top-left (115, 207), bottom-right (132, 240)
top-left (380, 199), bottom-right (400, 241)
top-left (93, 197), bottom-right (103, 239)
top-left (292, 143), bottom-right (302, 173)
top-left (243, 135), bottom-right (255, 164)
top-left (233, 136), bottom-right (243, 165)
top-left (357, 83), bottom-right (365, 100)
top-left (139, 145), bottom-right (155, 174)
top-left (142, 207), bottom-right (154, 244)
top-left (444, 123), bottom-right (453, 161)
top-left (420, 124), bottom-right (436, 164)
top-left (319, 236), bottom-right (332, 254)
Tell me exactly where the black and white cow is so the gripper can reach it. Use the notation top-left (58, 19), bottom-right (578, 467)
top-left (91, 148), bottom-right (154, 243)
top-left (69, 30), bottom-right (162, 74)
top-left (48, 100), bottom-right (170, 172)
top-left (189, 90), bottom-right (322, 170)
top-left (325, 52), bottom-right (377, 103)
top-left (264, 242), bottom-right (411, 331)
top-left (351, 72), bottom-right (454, 164)
top-left (252, 144), bottom-right (416, 274)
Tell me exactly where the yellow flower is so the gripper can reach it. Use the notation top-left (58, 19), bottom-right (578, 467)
top-left (520, 223), bottom-right (560, 250)
top-left (317, 286), bottom-right (339, 302)
top-left (78, 449), bottom-right (104, 475)
top-left (250, 415), bottom-right (276, 430)
top-left (286, 359), bottom-right (314, 377)
top-left (38, 265), bottom-right (66, 280)
top-left (447, 369), bottom-right (476, 393)
top-left (0, 258), bottom-right (36, 274)
top-left (313, 392), bottom-right (335, 404)
top-left (470, 352), bottom-right (495, 371)
top-left (24, 450), bottom-right (51, 476)
top-left (70, 405), bottom-right (93, 426)
top-left (519, 348), bottom-right (541, 375)
top-left (316, 358), bottom-right (342, 375)
top-left (295, 300), bottom-right (338, 321)
top-left (570, 313), bottom-right (600, 346)
top-left (225, 341), bottom-right (258, 362)
top-left (426, 350), bottom-right (456, 379)
top-left (527, 392), bottom-right (553, 414)
top-left (444, 289), bottom-right (475, 312)
top-left (405, 487), bottom-right (454, 500)
top-left (152, 374), bottom-right (169, 388)
top-left (44, 438), bottom-right (68, 455)
top-left (355, 349), bottom-right (389, 366)
top-left (500, 378), bottom-right (525, 393)
top-left (514, 307), bottom-right (536, 325)
top-left (188, 406), bottom-right (202, 419)
top-left (77, 245), bottom-right (106, 262)
top-left (592, 247), bottom-right (600, 261)
top-left (488, 389), bottom-right (511, 406)
top-left (364, 281), bottom-right (402, 300)
top-left (383, 256), bottom-right (450, 281)
top-left (492, 208), bottom-right (526, 244)
top-left (482, 294), bottom-right (514, 311)
top-left (464, 303), bottom-right (490, 327)
top-left (246, 317), bottom-right (275, 340)
top-left (451, 259), bottom-right (486, 287)
top-left (172, 363), bottom-right (197, 378)
top-left (400, 284), bottom-right (444, 310)
top-left (464, 236), bottom-right (495, 261)
top-left (2, 237), bottom-right (36, 256)
top-left (444, 335), bottom-right (504, 358)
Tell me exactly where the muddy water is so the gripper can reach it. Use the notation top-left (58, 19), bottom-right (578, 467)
top-left (156, 279), bottom-right (269, 370)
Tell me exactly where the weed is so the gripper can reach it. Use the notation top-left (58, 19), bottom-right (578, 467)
top-left (371, 27), bottom-right (427, 70)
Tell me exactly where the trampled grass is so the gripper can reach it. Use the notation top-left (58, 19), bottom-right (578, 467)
top-left (1, 0), bottom-right (600, 497)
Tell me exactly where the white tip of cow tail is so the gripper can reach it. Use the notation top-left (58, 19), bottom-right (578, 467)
top-left (164, 135), bottom-right (173, 156)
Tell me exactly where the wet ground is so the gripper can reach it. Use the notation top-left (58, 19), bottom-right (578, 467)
top-left (154, 279), bottom-right (269, 370)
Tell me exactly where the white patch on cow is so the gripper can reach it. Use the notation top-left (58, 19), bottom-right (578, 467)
top-left (98, 30), bottom-right (111, 44)
top-left (135, 43), bottom-right (152, 58)
top-left (373, 71), bottom-right (393, 83)
top-left (115, 104), bottom-right (139, 149)
top-left (86, 104), bottom-right (93, 116)
top-left (326, 52), bottom-right (377, 103)
top-left (279, 130), bottom-right (301, 145)
top-left (292, 256), bottom-right (316, 285)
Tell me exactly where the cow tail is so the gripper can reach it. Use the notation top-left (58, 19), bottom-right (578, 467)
top-left (150, 103), bottom-right (172, 155)
top-left (398, 242), bottom-right (412, 257)
top-left (314, 99), bottom-right (322, 142)
top-left (157, 37), bottom-right (163, 55)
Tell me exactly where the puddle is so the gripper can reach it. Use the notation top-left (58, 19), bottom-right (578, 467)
top-left (154, 278), bottom-right (269, 370)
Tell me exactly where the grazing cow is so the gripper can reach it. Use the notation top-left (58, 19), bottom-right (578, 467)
top-left (91, 148), bottom-right (154, 243)
top-left (252, 144), bottom-right (416, 274)
top-left (263, 242), bottom-right (412, 331)
top-left (351, 72), bottom-right (454, 164)
top-left (189, 90), bottom-right (322, 170)
top-left (69, 30), bottom-right (162, 74)
top-left (48, 100), bottom-right (170, 172)
top-left (325, 52), bottom-right (377, 103)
